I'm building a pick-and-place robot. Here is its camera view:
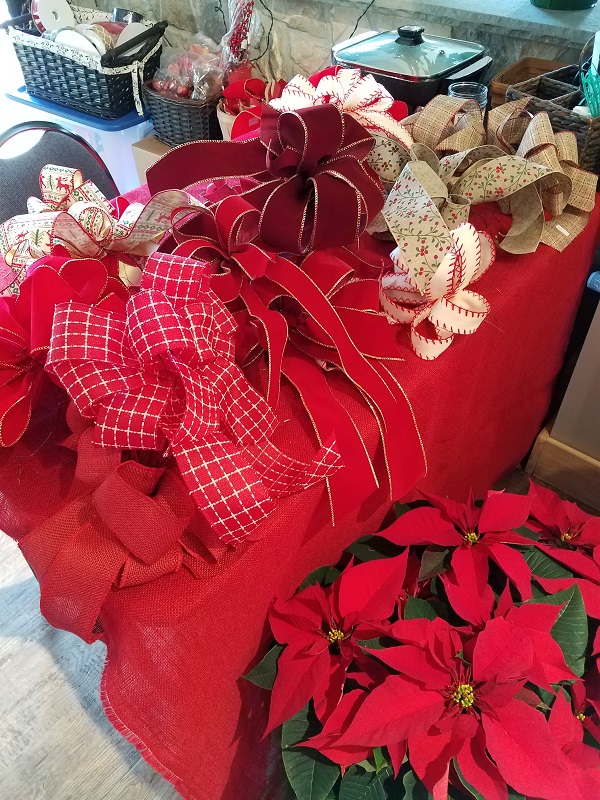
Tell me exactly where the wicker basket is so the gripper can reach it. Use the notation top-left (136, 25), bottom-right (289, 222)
top-left (490, 58), bottom-right (567, 108)
top-left (507, 65), bottom-right (600, 175)
top-left (9, 7), bottom-right (166, 120)
top-left (144, 82), bottom-right (222, 147)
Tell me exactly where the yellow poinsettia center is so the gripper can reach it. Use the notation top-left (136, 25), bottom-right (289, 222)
top-left (561, 531), bottom-right (573, 542)
top-left (327, 628), bottom-right (345, 644)
top-left (576, 712), bottom-right (586, 722)
top-left (463, 531), bottom-right (479, 544)
top-left (452, 683), bottom-right (475, 709)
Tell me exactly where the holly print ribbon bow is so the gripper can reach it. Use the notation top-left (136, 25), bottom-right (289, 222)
top-left (380, 223), bottom-right (495, 359)
top-left (46, 252), bottom-right (342, 544)
top-left (0, 164), bottom-right (201, 293)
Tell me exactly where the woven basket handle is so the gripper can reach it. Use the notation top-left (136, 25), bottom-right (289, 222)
top-left (100, 20), bottom-right (168, 67)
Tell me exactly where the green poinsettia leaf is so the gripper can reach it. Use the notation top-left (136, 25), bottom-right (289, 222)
top-left (403, 596), bottom-right (438, 621)
top-left (523, 548), bottom-right (573, 580)
top-left (454, 760), bottom-right (486, 800)
top-left (357, 637), bottom-right (387, 650)
top-left (345, 540), bottom-right (388, 563)
top-left (282, 748), bottom-right (340, 800)
top-left (299, 566), bottom-right (341, 590)
top-left (282, 706), bottom-right (340, 800)
top-left (394, 502), bottom-right (412, 519)
top-left (418, 547), bottom-right (450, 581)
top-left (402, 769), bottom-right (432, 799)
top-left (514, 524), bottom-right (541, 542)
top-left (338, 765), bottom-right (393, 800)
top-left (373, 747), bottom-right (388, 773)
top-left (532, 586), bottom-right (588, 676)
top-left (243, 643), bottom-right (283, 689)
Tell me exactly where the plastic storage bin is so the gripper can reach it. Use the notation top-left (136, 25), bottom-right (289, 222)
top-left (4, 85), bottom-right (153, 193)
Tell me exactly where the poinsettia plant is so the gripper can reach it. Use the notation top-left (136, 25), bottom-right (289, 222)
top-left (245, 482), bottom-right (600, 800)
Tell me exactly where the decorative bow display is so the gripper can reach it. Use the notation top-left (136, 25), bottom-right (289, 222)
top-left (383, 97), bottom-right (598, 291)
top-left (0, 164), bottom-right (201, 293)
top-left (270, 67), bottom-right (411, 145)
top-left (147, 104), bottom-right (384, 254)
top-left (46, 251), bottom-right (342, 544)
top-left (380, 224), bottom-right (495, 359)
top-left (168, 191), bottom-right (426, 521)
top-left (19, 408), bottom-right (210, 644)
top-left (0, 252), bottom-right (129, 447)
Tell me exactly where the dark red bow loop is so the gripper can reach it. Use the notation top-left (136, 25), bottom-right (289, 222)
top-left (46, 251), bottom-right (342, 544)
top-left (19, 423), bottom-right (198, 643)
top-left (147, 104), bottom-right (384, 255)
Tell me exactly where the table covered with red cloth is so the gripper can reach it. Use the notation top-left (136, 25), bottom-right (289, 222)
top-left (1, 192), bottom-right (599, 800)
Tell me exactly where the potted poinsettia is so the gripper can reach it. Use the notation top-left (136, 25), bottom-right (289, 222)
top-left (246, 482), bottom-right (600, 800)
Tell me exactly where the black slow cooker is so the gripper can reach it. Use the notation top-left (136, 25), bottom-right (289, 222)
top-left (332, 25), bottom-right (492, 108)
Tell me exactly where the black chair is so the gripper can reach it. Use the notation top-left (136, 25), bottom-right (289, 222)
top-left (0, 121), bottom-right (119, 223)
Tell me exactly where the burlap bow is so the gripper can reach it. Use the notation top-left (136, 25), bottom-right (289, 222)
top-left (0, 252), bottom-right (129, 447)
top-left (19, 411), bottom-right (209, 644)
top-left (146, 104), bottom-right (383, 254)
top-left (383, 97), bottom-right (598, 291)
top-left (380, 223), bottom-right (495, 359)
top-left (46, 251), bottom-right (342, 544)
top-left (0, 164), bottom-right (201, 293)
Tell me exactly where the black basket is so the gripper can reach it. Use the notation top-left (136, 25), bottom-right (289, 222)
top-left (144, 82), bottom-right (222, 147)
top-left (10, 19), bottom-right (166, 120)
top-left (507, 65), bottom-right (600, 175)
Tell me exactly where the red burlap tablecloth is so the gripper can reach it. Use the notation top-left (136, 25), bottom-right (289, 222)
top-left (2, 189), bottom-right (599, 800)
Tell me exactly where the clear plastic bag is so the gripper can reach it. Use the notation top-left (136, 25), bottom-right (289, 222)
top-left (151, 40), bottom-right (223, 102)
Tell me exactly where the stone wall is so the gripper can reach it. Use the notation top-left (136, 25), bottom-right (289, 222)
top-left (87, 0), bottom-right (589, 82)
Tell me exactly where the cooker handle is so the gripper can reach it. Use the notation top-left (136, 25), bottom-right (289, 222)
top-left (396, 26), bottom-right (425, 45)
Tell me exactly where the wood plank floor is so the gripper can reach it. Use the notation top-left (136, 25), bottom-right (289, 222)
top-left (0, 534), bottom-right (179, 800)
top-left (0, 468), bottom-right (595, 798)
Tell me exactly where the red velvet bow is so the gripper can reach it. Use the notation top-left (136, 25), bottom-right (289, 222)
top-left (0, 252), bottom-right (129, 447)
top-left (19, 413), bottom-right (208, 643)
top-left (46, 252), bottom-right (342, 544)
top-left (147, 104), bottom-right (384, 255)
top-left (170, 197), bottom-right (425, 521)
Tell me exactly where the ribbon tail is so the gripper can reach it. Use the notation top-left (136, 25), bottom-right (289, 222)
top-left (172, 436), bottom-right (275, 545)
top-left (265, 259), bottom-right (426, 501)
top-left (281, 348), bottom-right (379, 523)
top-left (239, 280), bottom-right (288, 409)
top-left (21, 513), bottom-right (126, 644)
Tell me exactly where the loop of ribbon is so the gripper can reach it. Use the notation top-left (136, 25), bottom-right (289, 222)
top-left (382, 97), bottom-right (598, 292)
top-left (380, 223), bottom-right (496, 359)
top-left (146, 104), bottom-right (384, 255)
top-left (168, 191), bottom-right (426, 522)
top-left (45, 251), bottom-right (342, 544)
top-left (0, 252), bottom-right (129, 447)
top-left (0, 164), bottom-right (202, 293)
top-left (19, 412), bottom-right (211, 644)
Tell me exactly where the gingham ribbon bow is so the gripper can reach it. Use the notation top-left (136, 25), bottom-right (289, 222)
top-left (0, 164), bottom-right (201, 293)
top-left (46, 252), bottom-right (341, 543)
top-left (380, 223), bottom-right (495, 359)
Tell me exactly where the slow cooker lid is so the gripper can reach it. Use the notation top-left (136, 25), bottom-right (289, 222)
top-left (334, 26), bottom-right (485, 82)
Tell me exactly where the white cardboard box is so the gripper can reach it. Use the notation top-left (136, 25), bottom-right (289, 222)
top-left (132, 135), bottom-right (172, 184)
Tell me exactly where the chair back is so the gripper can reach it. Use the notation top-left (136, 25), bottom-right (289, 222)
top-left (0, 122), bottom-right (119, 223)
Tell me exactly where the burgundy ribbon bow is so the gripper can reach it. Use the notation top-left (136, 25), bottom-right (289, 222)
top-left (147, 104), bottom-right (384, 255)
top-left (46, 252), bottom-right (341, 544)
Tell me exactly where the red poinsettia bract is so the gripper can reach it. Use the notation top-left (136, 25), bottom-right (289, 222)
top-left (528, 481), bottom-right (600, 582)
top-left (378, 490), bottom-right (533, 625)
top-left (305, 614), bottom-right (578, 800)
top-left (266, 552), bottom-right (409, 733)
